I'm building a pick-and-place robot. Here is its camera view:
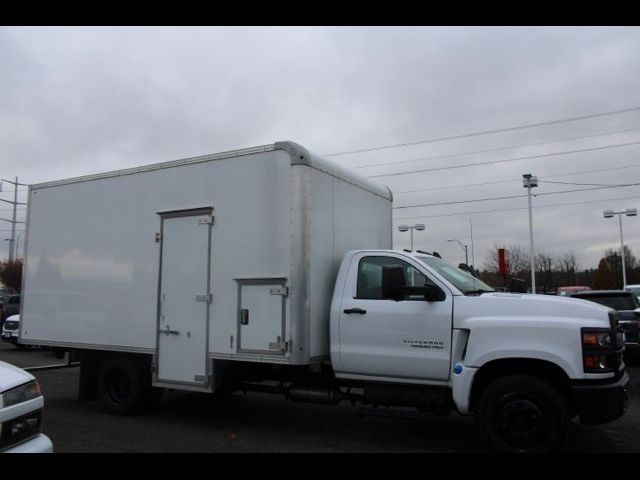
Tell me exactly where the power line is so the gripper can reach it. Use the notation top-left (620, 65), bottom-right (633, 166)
top-left (540, 180), bottom-right (621, 187)
top-left (393, 193), bottom-right (640, 221)
top-left (325, 105), bottom-right (640, 157)
top-left (353, 126), bottom-right (640, 170)
top-left (368, 140), bottom-right (640, 179)
top-left (394, 162), bottom-right (640, 195)
top-left (395, 178), bottom-right (517, 195)
top-left (395, 193), bottom-right (525, 209)
top-left (393, 182), bottom-right (640, 210)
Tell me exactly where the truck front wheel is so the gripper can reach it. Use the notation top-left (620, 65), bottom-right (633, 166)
top-left (477, 374), bottom-right (569, 452)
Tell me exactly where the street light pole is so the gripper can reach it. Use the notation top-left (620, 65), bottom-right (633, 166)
top-left (523, 174), bottom-right (538, 294)
top-left (604, 208), bottom-right (637, 289)
top-left (397, 224), bottom-right (425, 251)
top-left (447, 239), bottom-right (468, 264)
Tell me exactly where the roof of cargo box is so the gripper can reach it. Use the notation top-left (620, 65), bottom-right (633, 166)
top-left (30, 141), bottom-right (393, 201)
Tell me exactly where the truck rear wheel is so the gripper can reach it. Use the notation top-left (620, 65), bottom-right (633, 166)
top-left (97, 355), bottom-right (155, 415)
top-left (477, 374), bottom-right (569, 452)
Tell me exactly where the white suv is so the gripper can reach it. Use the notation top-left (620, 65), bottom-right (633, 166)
top-left (0, 361), bottom-right (53, 452)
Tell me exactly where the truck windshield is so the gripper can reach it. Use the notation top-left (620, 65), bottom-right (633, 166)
top-left (416, 255), bottom-right (495, 295)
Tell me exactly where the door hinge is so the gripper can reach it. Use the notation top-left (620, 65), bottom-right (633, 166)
top-left (268, 336), bottom-right (287, 352)
top-left (194, 373), bottom-right (212, 384)
top-left (269, 287), bottom-right (289, 296)
top-left (196, 293), bottom-right (213, 303)
top-left (155, 232), bottom-right (162, 243)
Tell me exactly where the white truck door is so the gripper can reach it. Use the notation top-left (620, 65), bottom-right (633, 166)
top-left (155, 208), bottom-right (213, 390)
top-left (336, 253), bottom-right (453, 382)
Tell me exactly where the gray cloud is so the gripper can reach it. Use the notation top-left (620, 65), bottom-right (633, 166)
top-left (2, 26), bottom-right (640, 271)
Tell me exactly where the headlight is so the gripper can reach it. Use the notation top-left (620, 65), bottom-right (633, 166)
top-left (581, 327), bottom-right (620, 373)
top-left (1, 380), bottom-right (41, 408)
top-left (582, 331), bottom-right (611, 347)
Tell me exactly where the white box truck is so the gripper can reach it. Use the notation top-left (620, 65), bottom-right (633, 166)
top-left (19, 141), bottom-right (629, 452)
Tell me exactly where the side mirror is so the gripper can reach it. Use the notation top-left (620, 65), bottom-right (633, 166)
top-left (381, 264), bottom-right (446, 302)
top-left (423, 284), bottom-right (446, 302)
top-left (381, 264), bottom-right (406, 302)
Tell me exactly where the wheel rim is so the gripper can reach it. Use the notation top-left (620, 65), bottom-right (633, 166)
top-left (494, 392), bottom-right (551, 450)
top-left (105, 367), bottom-right (131, 405)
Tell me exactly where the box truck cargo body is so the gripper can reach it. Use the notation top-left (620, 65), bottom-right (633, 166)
top-left (20, 141), bottom-right (392, 390)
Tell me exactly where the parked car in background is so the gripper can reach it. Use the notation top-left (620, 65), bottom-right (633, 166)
top-left (2, 314), bottom-right (21, 347)
top-left (568, 290), bottom-right (640, 353)
top-left (558, 286), bottom-right (591, 296)
top-left (0, 360), bottom-right (53, 452)
top-left (0, 294), bottom-right (21, 330)
top-left (625, 284), bottom-right (640, 300)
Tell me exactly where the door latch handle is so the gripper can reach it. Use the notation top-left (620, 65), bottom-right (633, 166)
top-left (160, 325), bottom-right (180, 335)
top-left (343, 308), bottom-right (367, 314)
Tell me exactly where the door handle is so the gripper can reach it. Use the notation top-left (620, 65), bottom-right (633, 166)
top-left (240, 309), bottom-right (249, 325)
top-left (343, 308), bottom-right (367, 314)
top-left (160, 325), bottom-right (180, 335)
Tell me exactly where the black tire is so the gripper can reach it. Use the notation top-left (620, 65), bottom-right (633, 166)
top-left (97, 355), bottom-right (153, 415)
top-left (52, 348), bottom-right (65, 359)
top-left (477, 374), bottom-right (570, 453)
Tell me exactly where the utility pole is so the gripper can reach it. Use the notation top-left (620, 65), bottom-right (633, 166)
top-left (470, 218), bottom-right (475, 268)
top-left (0, 177), bottom-right (28, 262)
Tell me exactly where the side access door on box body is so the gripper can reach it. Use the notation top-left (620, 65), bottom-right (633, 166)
top-left (154, 208), bottom-right (213, 391)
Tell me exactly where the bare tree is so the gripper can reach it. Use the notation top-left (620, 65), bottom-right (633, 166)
top-left (557, 251), bottom-right (579, 286)
top-left (535, 251), bottom-right (555, 293)
top-left (484, 241), bottom-right (530, 276)
top-left (0, 259), bottom-right (23, 293)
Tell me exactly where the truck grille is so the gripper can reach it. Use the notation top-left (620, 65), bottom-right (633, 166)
top-left (609, 311), bottom-right (625, 373)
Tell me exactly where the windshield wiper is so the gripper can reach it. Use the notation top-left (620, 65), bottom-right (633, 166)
top-left (465, 289), bottom-right (494, 296)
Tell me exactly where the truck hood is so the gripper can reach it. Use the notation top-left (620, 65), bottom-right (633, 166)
top-left (453, 292), bottom-right (612, 329)
top-left (0, 360), bottom-right (34, 393)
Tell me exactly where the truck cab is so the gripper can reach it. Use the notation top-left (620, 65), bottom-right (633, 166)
top-left (330, 250), bottom-right (629, 451)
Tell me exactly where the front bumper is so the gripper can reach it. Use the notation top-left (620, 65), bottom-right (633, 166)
top-left (3, 433), bottom-right (53, 453)
top-left (1, 332), bottom-right (18, 344)
top-left (572, 371), bottom-right (630, 425)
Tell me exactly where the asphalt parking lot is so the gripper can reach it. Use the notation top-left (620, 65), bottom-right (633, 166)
top-left (1, 341), bottom-right (638, 452)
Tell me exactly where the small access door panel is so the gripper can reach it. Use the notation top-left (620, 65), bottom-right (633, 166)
top-left (236, 278), bottom-right (287, 355)
top-left (155, 207), bottom-right (213, 391)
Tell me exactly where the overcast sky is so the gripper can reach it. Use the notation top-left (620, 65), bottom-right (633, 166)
top-left (2, 26), bottom-right (640, 273)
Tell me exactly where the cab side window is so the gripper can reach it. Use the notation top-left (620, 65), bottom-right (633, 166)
top-left (356, 256), bottom-right (429, 300)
